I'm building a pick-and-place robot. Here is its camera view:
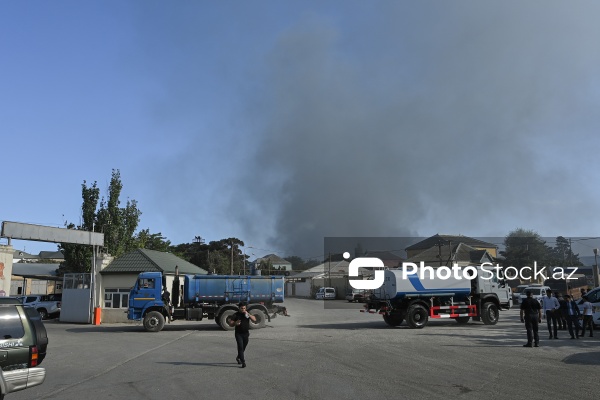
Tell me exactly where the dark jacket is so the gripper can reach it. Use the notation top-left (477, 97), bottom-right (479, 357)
top-left (566, 300), bottom-right (581, 317)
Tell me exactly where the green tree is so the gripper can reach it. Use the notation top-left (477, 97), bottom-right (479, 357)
top-left (284, 256), bottom-right (320, 271)
top-left (59, 170), bottom-right (143, 273)
top-left (546, 236), bottom-right (582, 268)
top-left (96, 170), bottom-right (141, 256)
top-left (135, 229), bottom-right (171, 252)
top-left (501, 228), bottom-right (548, 281)
top-left (257, 258), bottom-right (273, 274)
top-left (58, 180), bottom-right (100, 273)
top-left (169, 237), bottom-right (246, 275)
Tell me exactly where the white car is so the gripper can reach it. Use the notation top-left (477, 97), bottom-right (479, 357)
top-left (513, 284), bottom-right (543, 304)
top-left (518, 286), bottom-right (551, 305)
top-left (20, 294), bottom-right (62, 319)
top-left (315, 287), bottom-right (336, 300)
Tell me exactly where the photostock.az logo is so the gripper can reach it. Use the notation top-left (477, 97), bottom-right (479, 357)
top-left (345, 252), bottom-right (385, 290)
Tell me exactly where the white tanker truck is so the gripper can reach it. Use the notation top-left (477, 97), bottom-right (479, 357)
top-left (361, 264), bottom-right (512, 328)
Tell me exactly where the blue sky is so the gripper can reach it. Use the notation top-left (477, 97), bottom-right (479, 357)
top-left (2, 2), bottom-right (600, 259)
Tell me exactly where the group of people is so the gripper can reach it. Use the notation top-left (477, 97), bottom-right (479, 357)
top-left (520, 288), bottom-right (594, 347)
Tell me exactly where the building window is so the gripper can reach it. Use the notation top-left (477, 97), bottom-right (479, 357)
top-left (104, 289), bottom-right (130, 309)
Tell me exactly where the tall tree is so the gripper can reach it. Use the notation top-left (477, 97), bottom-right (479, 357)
top-left (58, 180), bottom-right (100, 273)
top-left (546, 236), bottom-right (582, 268)
top-left (500, 228), bottom-right (548, 277)
top-left (170, 237), bottom-right (246, 275)
top-left (59, 170), bottom-right (142, 274)
top-left (134, 229), bottom-right (171, 252)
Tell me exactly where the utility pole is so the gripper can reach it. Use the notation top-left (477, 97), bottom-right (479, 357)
top-left (230, 245), bottom-right (234, 275)
top-left (594, 248), bottom-right (599, 288)
top-left (328, 253), bottom-right (331, 287)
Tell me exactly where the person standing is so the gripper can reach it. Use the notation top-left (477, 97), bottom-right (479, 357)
top-left (161, 288), bottom-right (173, 323)
top-left (564, 295), bottom-right (581, 339)
top-left (520, 291), bottom-right (542, 347)
top-left (541, 289), bottom-right (560, 339)
top-left (228, 302), bottom-right (256, 368)
top-left (581, 296), bottom-right (594, 338)
top-left (557, 293), bottom-right (568, 330)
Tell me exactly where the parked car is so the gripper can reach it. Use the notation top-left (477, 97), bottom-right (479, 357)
top-left (20, 294), bottom-right (61, 319)
top-left (345, 289), bottom-right (369, 303)
top-left (0, 297), bottom-right (48, 365)
top-left (0, 298), bottom-right (47, 399)
top-left (315, 287), bottom-right (336, 300)
top-left (513, 284), bottom-right (542, 304)
top-left (518, 286), bottom-right (551, 305)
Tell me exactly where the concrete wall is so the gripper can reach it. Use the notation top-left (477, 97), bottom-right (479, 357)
top-left (0, 245), bottom-right (13, 297)
top-left (286, 281), bottom-right (312, 297)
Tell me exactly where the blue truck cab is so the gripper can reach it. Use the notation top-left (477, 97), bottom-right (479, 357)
top-left (128, 272), bottom-right (164, 322)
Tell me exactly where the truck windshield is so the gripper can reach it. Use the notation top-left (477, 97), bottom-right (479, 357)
top-left (138, 278), bottom-right (155, 289)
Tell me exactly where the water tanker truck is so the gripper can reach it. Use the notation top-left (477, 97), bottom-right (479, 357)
top-left (128, 271), bottom-right (289, 332)
top-left (361, 264), bottom-right (512, 328)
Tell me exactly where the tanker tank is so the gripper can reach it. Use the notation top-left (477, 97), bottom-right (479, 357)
top-left (373, 267), bottom-right (472, 300)
top-left (183, 275), bottom-right (285, 304)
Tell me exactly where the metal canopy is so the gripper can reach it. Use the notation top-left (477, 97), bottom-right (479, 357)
top-left (1, 221), bottom-right (104, 246)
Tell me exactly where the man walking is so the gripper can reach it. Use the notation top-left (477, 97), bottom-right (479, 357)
top-left (541, 289), bottom-right (560, 339)
top-left (520, 290), bottom-right (542, 347)
top-left (564, 295), bottom-right (581, 339)
top-left (228, 302), bottom-right (256, 368)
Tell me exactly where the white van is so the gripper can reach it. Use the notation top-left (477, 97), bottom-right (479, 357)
top-left (315, 287), bottom-right (336, 300)
top-left (513, 284), bottom-right (543, 304)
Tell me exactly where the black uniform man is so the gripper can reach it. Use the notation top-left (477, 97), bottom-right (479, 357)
top-left (520, 290), bottom-right (542, 347)
top-left (228, 302), bottom-right (256, 368)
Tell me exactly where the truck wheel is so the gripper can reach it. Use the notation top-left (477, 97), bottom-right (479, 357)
top-left (481, 302), bottom-right (499, 325)
top-left (406, 304), bottom-right (428, 329)
top-left (383, 313), bottom-right (404, 327)
top-left (143, 311), bottom-right (165, 332)
top-left (249, 310), bottom-right (267, 329)
top-left (37, 309), bottom-right (48, 320)
top-left (455, 317), bottom-right (470, 324)
top-left (219, 310), bottom-right (236, 331)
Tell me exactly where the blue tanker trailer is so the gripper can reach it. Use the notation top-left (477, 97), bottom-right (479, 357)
top-left (128, 271), bottom-right (289, 332)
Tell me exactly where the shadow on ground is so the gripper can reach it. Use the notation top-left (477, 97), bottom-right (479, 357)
top-left (562, 351), bottom-right (600, 365)
top-left (65, 323), bottom-right (224, 334)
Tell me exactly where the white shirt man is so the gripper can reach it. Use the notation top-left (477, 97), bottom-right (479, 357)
top-left (582, 299), bottom-right (593, 316)
top-left (541, 290), bottom-right (560, 339)
top-left (581, 297), bottom-right (594, 337)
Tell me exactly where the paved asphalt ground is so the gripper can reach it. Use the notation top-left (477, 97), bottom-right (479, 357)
top-left (12, 298), bottom-right (597, 400)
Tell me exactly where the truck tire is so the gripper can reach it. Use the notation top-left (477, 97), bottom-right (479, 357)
top-left (383, 313), bottom-right (404, 327)
top-left (406, 304), bottom-right (428, 329)
top-left (219, 310), bottom-right (236, 331)
top-left (249, 310), bottom-right (267, 329)
top-left (481, 302), bottom-right (499, 325)
top-left (143, 311), bottom-right (165, 332)
top-left (455, 317), bottom-right (470, 324)
top-left (37, 309), bottom-right (48, 320)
